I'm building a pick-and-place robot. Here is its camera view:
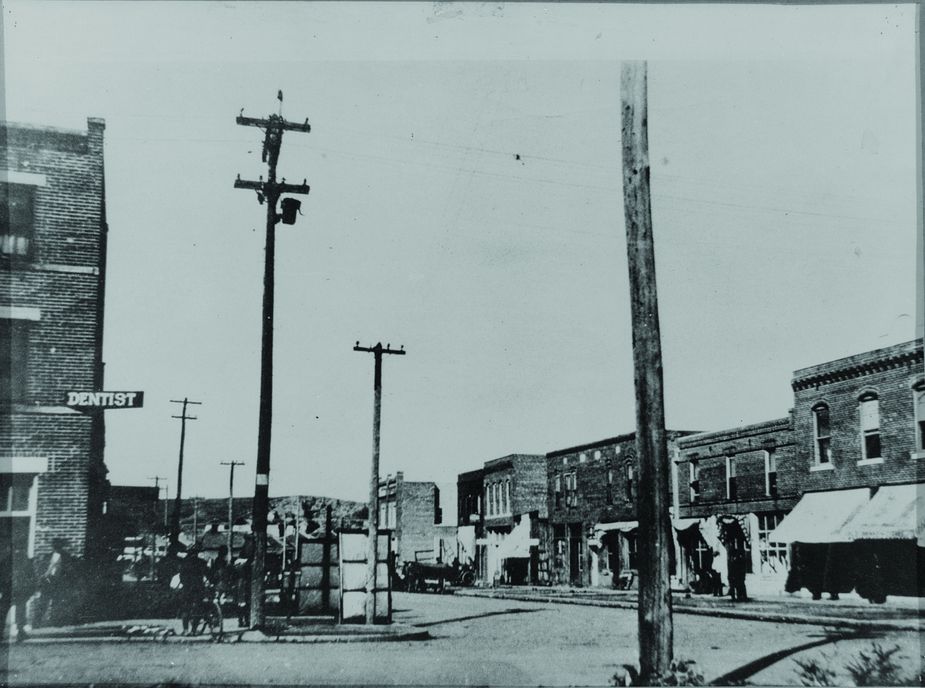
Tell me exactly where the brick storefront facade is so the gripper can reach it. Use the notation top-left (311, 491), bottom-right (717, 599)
top-left (2, 119), bottom-right (109, 561)
top-left (677, 418), bottom-right (797, 592)
top-left (674, 339), bottom-right (924, 598)
top-left (546, 431), bottom-right (696, 588)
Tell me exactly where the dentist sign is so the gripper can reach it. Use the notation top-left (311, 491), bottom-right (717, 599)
top-left (65, 391), bottom-right (144, 409)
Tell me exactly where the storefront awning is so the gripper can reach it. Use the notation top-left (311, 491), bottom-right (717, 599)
top-left (768, 488), bottom-right (869, 544)
top-left (673, 518), bottom-right (701, 531)
top-left (594, 521), bottom-right (639, 534)
top-left (838, 483), bottom-right (925, 545)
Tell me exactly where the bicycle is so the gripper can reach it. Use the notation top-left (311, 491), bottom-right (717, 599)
top-left (187, 585), bottom-right (224, 640)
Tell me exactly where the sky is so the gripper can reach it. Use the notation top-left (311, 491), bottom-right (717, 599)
top-left (2, 2), bottom-right (920, 503)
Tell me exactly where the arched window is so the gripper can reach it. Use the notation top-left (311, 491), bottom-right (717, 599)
top-left (858, 392), bottom-right (881, 460)
top-left (812, 403), bottom-right (831, 465)
top-left (625, 464), bottom-right (635, 502)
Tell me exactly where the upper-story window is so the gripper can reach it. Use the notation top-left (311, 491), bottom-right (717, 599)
top-left (764, 451), bottom-right (778, 497)
top-left (564, 472), bottom-right (577, 507)
top-left (625, 464), bottom-right (635, 502)
top-left (503, 479), bottom-right (511, 515)
top-left (726, 456), bottom-right (737, 501)
top-left (0, 316), bottom-right (31, 405)
top-left (605, 468), bottom-right (613, 504)
top-left (689, 461), bottom-right (700, 503)
top-left (554, 474), bottom-right (562, 509)
top-left (1, 184), bottom-right (35, 260)
top-left (914, 380), bottom-right (925, 452)
top-left (812, 403), bottom-right (832, 465)
top-left (858, 392), bottom-right (881, 460)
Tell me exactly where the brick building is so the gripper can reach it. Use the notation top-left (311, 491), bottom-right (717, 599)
top-left (378, 472), bottom-right (455, 565)
top-left (1, 118), bottom-right (110, 561)
top-left (675, 339), bottom-right (924, 599)
top-left (676, 418), bottom-right (797, 593)
top-left (769, 339), bottom-right (925, 598)
top-left (456, 467), bottom-right (483, 567)
top-left (546, 431), bottom-right (695, 588)
top-left (455, 455), bottom-right (546, 585)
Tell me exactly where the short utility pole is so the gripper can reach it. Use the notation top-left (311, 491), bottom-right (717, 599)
top-left (234, 90), bottom-right (312, 630)
top-left (148, 474), bottom-right (166, 525)
top-left (147, 475), bottom-right (166, 579)
top-left (354, 342), bottom-right (405, 624)
top-left (221, 461), bottom-right (246, 564)
top-left (621, 60), bottom-right (673, 684)
top-left (170, 398), bottom-right (201, 548)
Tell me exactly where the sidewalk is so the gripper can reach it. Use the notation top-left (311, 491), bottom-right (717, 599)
top-left (5, 615), bottom-right (429, 644)
top-left (453, 586), bottom-right (924, 631)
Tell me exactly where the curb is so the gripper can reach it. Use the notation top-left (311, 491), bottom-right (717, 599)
top-left (453, 591), bottom-right (922, 632)
top-left (6, 627), bottom-right (431, 645)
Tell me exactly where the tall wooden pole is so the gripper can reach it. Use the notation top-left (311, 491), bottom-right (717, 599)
top-left (354, 342), bottom-right (405, 624)
top-left (621, 60), bottom-right (673, 683)
top-left (234, 93), bottom-right (311, 629)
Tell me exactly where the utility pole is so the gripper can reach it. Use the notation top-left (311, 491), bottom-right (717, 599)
top-left (148, 475), bottom-right (166, 578)
top-left (221, 461), bottom-right (246, 564)
top-left (192, 497), bottom-right (200, 541)
top-left (170, 398), bottom-right (201, 547)
top-left (234, 91), bottom-right (312, 630)
top-left (354, 341), bottom-right (405, 624)
top-left (148, 474), bottom-right (166, 526)
top-left (621, 61), bottom-right (673, 683)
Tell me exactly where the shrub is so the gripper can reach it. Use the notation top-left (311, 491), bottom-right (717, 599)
top-left (612, 659), bottom-right (705, 686)
top-left (844, 644), bottom-right (910, 687)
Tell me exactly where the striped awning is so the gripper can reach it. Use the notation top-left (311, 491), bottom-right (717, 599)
top-left (768, 488), bottom-right (870, 544)
top-left (839, 483), bottom-right (925, 545)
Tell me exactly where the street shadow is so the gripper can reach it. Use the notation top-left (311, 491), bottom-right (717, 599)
top-left (708, 628), bottom-right (883, 686)
top-left (412, 607), bottom-right (541, 628)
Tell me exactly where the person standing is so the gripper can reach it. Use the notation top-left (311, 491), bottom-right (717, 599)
top-left (178, 546), bottom-right (209, 635)
top-left (34, 538), bottom-right (69, 627)
top-left (1, 544), bottom-right (36, 641)
top-left (728, 548), bottom-right (748, 602)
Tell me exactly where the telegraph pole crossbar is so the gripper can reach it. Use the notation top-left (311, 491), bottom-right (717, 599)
top-left (354, 342), bottom-right (405, 625)
top-left (235, 92), bottom-right (312, 630)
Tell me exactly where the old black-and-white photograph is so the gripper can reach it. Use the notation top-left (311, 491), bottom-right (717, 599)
top-left (1, 1), bottom-right (922, 685)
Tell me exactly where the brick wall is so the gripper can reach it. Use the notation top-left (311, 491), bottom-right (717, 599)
top-left (511, 454), bottom-right (547, 518)
top-left (677, 417), bottom-right (799, 519)
top-left (544, 431), bottom-right (695, 585)
top-left (791, 339), bottom-right (925, 493)
top-left (2, 119), bottom-right (108, 559)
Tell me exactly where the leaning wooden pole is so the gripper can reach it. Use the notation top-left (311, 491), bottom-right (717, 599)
top-left (620, 60), bottom-right (674, 683)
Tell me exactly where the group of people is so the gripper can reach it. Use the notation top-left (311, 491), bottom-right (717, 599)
top-left (1, 539), bottom-right (72, 642)
top-left (165, 543), bottom-right (252, 635)
top-left (690, 547), bottom-right (749, 602)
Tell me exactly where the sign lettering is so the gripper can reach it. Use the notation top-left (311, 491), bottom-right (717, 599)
top-left (65, 391), bottom-right (144, 409)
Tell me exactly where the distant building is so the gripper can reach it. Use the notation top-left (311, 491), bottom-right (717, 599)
top-left (1, 118), bottom-right (110, 560)
top-left (457, 454), bottom-right (547, 586)
top-left (378, 472), bottom-right (454, 565)
top-left (546, 431), bottom-right (696, 588)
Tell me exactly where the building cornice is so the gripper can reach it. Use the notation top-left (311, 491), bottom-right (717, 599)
top-left (792, 340), bottom-right (923, 391)
top-left (678, 417), bottom-right (792, 450)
